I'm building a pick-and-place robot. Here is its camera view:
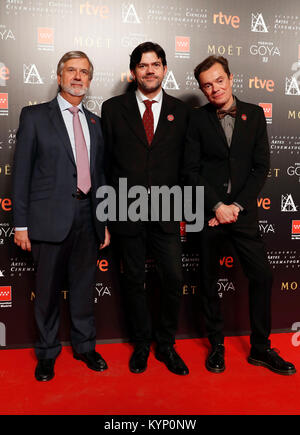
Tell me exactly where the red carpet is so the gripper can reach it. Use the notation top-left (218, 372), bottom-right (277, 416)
top-left (0, 333), bottom-right (299, 415)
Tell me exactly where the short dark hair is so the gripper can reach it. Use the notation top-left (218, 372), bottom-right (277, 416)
top-left (194, 56), bottom-right (231, 88)
top-left (130, 42), bottom-right (167, 71)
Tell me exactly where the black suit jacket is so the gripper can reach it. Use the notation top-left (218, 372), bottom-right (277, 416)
top-left (183, 98), bottom-right (270, 219)
top-left (12, 97), bottom-right (106, 243)
top-left (101, 90), bottom-right (189, 235)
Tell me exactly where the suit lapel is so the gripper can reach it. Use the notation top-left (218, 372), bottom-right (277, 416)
top-left (230, 98), bottom-right (247, 151)
top-left (48, 97), bottom-right (76, 167)
top-left (206, 103), bottom-right (228, 147)
top-left (121, 92), bottom-right (149, 147)
top-left (151, 91), bottom-right (175, 149)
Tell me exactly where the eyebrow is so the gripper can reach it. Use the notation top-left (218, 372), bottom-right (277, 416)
top-left (202, 74), bottom-right (224, 85)
top-left (138, 61), bottom-right (162, 66)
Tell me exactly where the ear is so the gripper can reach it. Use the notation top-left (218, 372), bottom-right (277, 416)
top-left (130, 69), bottom-right (136, 81)
top-left (57, 74), bottom-right (61, 86)
top-left (229, 73), bottom-right (234, 87)
top-left (163, 65), bottom-right (168, 78)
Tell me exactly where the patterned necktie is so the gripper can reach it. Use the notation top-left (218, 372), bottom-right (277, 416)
top-left (217, 107), bottom-right (237, 120)
top-left (142, 100), bottom-right (156, 145)
top-left (68, 106), bottom-right (91, 194)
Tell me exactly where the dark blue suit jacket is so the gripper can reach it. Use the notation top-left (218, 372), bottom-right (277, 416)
top-left (12, 97), bottom-right (106, 243)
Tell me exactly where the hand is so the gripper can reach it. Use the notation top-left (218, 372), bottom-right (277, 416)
top-left (228, 204), bottom-right (240, 219)
top-left (208, 217), bottom-right (220, 227)
top-left (14, 229), bottom-right (31, 251)
top-left (215, 204), bottom-right (239, 224)
top-left (100, 227), bottom-right (110, 250)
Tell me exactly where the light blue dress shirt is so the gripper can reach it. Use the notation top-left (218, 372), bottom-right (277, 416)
top-left (16, 93), bottom-right (91, 231)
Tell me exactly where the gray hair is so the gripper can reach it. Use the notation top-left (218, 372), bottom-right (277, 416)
top-left (57, 51), bottom-right (94, 80)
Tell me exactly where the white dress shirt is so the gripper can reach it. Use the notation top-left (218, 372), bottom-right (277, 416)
top-left (57, 93), bottom-right (91, 163)
top-left (135, 89), bottom-right (163, 132)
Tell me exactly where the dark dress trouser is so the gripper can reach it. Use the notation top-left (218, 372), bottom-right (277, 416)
top-left (31, 197), bottom-right (98, 360)
top-left (117, 222), bottom-right (183, 348)
top-left (199, 208), bottom-right (273, 351)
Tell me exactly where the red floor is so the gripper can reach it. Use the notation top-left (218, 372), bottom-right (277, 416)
top-left (1, 333), bottom-right (299, 415)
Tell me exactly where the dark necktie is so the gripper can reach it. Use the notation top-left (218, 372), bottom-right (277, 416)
top-left (143, 100), bottom-right (155, 145)
top-left (68, 106), bottom-right (91, 194)
top-left (217, 107), bottom-right (237, 120)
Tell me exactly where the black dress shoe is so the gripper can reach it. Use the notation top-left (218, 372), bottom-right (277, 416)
top-left (73, 350), bottom-right (108, 372)
top-left (155, 346), bottom-right (189, 376)
top-left (35, 358), bottom-right (55, 382)
top-left (248, 348), bottom-right (296, 375)
top-left (129, 345), bottom-right (150, 374)
top-left (206, 344), bottom-right (225, 373)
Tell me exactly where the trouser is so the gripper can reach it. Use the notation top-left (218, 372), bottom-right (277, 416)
top-left (31, 198), bottom-right (98, 359)
top-left (117, 223), bottom-right (183, 348)
top-left (199, 211), bottom-right (273, 351)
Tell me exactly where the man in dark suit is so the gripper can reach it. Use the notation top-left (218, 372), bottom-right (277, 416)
top-left (184, 55), bottom-right (296, 375)
top-left (12, 51), bottom-right (110, 381)
top-left (101, 42), bottom-right (189, 375)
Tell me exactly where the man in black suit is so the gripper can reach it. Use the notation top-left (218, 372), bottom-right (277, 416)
top-left (13, 51), bottom-right (110, 381)
top-left (101, 42), bottom-right (189, 375)
top-left (184, 55), bottom-right (296, 375)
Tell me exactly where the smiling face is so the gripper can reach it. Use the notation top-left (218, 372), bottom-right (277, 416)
top-left (131, 51), bottom-right (167, 99)
top-left (198, 62), bottom-right (234, 110)
top-left (57, 57), bottom-right (91, 103)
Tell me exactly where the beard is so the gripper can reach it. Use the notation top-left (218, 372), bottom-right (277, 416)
top-left (137, 75), bottom-right (163, 95)
top-left (60, 80), bottom-right (89, 97)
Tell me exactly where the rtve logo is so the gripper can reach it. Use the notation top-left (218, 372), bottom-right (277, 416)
top-left (249, 76), bottom-right (274, 92)
top-left (0, 63), bottom-right (10, 85)
top-left (0, 198), bottom-right (12, 211)
top-left (257, 197), bottom-right (271, 209)
top-left (79, 1), bottom-right (109, 17)
top-left (97, 258), bottom-right (109, 272)
top-left (213, 11), bottom-right (240, 28)
top-left (219, 256), bottom-right (233, 268)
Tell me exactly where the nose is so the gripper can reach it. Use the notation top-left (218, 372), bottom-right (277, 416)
top-left (146, 65), bottom-right (155, 74)
top-left (74, 69), bottom-right (81, 80)
top-left (212, 82), bottom-right (220, 93)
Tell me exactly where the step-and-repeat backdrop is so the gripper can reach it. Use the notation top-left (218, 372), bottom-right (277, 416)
top-left (0, 0), bottom-right (299, 348)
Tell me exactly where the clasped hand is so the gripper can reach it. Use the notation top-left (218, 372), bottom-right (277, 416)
top-left (208, 203), bottom-right (240, 227)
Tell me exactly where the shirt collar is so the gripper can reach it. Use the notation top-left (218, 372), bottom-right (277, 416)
top-left (57, 93), bottom-right (84, 113)
top-left (136, 88), bottom-right (163, 104)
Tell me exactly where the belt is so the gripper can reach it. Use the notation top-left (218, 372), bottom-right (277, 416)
top-left (73, 190), bottom-right (91, 200)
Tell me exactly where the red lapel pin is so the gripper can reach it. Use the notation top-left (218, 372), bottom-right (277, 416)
top-left (167, 114), bottom-right (174, 122)
top-left (241, 114), bottom-right (247, 121)
top-left (91, 117), bottom-right (96, 124)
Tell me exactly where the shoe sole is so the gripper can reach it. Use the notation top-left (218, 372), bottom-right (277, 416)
top-left (247, 356), bottom-right (296, 376)
top-left (73, 354), bottom-right (108, 372)
top-left (205, 361), bottom-right (225, 374)
top-left (35, 373), bottom-right (55, 382)
top-left (129, 366), bottom-right (147, 374)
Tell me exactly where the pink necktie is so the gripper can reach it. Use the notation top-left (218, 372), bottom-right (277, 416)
top-left (143, 100), bottom-right (155, 145)
top-left (68, 106), bottom-right (91, 194)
